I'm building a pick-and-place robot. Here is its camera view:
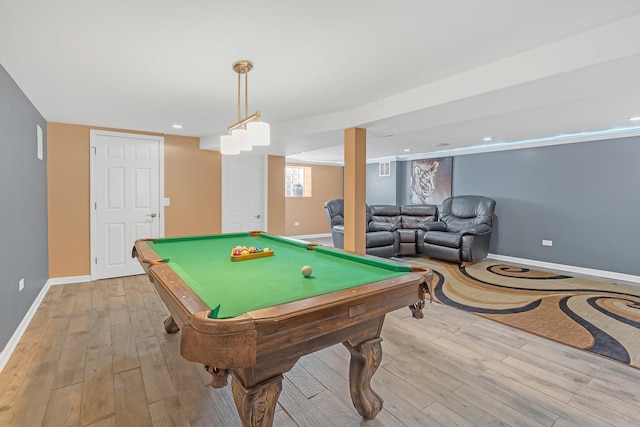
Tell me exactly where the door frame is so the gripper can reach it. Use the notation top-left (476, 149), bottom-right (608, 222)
top-left (89, 129), bottom-right (165, 280)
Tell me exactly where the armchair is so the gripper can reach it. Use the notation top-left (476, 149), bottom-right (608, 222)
top-left (323, 199), bottom-right (396, 258)
top-left (323, 198), bottom-right (346, 249)
top-left (422, 195), bottom-right (496, 264)
top-left (368, 205), bottom-right (402, 254)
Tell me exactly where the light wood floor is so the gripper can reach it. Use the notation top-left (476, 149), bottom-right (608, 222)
top-left (1, 273), bottom-right (639, 427)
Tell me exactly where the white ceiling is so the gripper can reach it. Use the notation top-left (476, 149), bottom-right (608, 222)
top-left (2, 0), bottom-right (640, 164)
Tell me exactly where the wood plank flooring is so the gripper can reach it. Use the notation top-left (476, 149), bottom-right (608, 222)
top-left (1, 273), bottom-right (639, 426)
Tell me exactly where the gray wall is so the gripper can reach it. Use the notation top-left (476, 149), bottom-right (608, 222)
top-left (366, 161), bottom-right (397, 205)
top-left (454, 137), bottom-right (639, 276)
top-left (365, 160), bottom-right (413, 206)
top-left (389, 137), bottom-right (638, 276)
top-left (0, 64), bottom-right (49, 351)
top-left (396, 160), bottom-right (410, 205)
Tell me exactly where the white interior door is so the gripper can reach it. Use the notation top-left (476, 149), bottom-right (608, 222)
top-left (222, 155), bottom-right (265, 232)
top-left (91, 130), bottom-right (163, 279)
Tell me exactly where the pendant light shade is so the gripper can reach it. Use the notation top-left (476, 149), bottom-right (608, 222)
top-left (247, 121), bottom-right (270, 146)
top-left (232, 128), bottom-right (252, 151)
top-left (220, 134), bottom-right (239, 155)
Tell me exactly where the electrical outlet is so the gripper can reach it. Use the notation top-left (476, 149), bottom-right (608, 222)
top-left (542, 240), bottom-right (553, 247)
top-left (19, 278), bottom-right (25, 291)
top-left (294, 221), bottom-right (300, 226)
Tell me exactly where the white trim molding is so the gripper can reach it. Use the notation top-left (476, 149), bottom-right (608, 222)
top-left (290, 233), bottom-right (332, 240)
top-left (0, 279), bottom-right (52, 373)
top-left (488, 253), bottom-right (640, 286)
top-left (47, 275), bottom-right (92, 286)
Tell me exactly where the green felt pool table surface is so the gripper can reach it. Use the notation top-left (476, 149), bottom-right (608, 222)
top-left (145, 232), bottom-right (412, 319)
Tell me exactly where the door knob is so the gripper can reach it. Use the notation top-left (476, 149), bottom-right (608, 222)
top-left (254, 214), bottom-right (261, 219)
top-left (147, 213), bottom-right (157, 218)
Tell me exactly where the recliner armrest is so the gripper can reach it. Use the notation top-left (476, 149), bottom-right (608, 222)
top-left (423, 221), bottom-right (447, 232)
top-left (330, 225), bottom-right (345, 249)
top-left (461, 224), bottom-right (491, 236)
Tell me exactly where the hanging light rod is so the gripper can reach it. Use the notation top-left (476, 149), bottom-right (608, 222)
top-left (220, 60), bottom-right (270, 155)
top-left (227, 111), bottom-right (262, 132)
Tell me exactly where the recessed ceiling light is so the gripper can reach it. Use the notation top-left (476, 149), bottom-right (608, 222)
top-left (483, 136), bottom-right (492, 141)
top-left (403, 149), bottom-right (411, 152)
top-left (433, 143), bottom-right (450, 147)
top-left (172, 124), bottom-right (183, 129)
top-left (629, 117), bottom-right (640, 121)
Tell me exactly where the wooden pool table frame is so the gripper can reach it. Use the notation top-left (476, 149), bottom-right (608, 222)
top-left (133, 235), bottom-right (432, 427)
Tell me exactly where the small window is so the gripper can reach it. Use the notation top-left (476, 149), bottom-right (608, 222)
top-left (285, 166), bottom-right (312, 197)
top-left (379, 161), bottom-right (390, 176)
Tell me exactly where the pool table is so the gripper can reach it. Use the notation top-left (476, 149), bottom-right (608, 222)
top-left (132, 231), bottom-right (432, 427)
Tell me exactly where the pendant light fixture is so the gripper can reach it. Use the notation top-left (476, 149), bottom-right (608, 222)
top-left (219, 60), bottom-right (270, 155)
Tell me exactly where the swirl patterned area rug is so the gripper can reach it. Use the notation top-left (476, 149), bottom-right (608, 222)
top-left (407, 258), bottom-right (640, 369)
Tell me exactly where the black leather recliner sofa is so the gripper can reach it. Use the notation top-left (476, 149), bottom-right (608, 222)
top-left (368, 204), bottom-right (439, 255)
top-left (324, 195), bottom-right (496, 264)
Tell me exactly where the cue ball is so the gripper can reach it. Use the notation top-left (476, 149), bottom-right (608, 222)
top-left (301, 265), bottom-right (312, 278)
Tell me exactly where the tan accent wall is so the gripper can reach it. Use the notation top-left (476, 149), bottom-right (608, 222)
top-left (47, 122), bottom-right (221, 278)
top-left (47, 123), bottom-right (93, 278)
top-left (164, 135), bottom-right (221, 237)
top-left (285, 163), bottom-right (343, 236)
top-left (267, 155), bottom-right (286, 235)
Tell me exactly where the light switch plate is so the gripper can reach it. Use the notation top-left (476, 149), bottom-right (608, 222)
top-left (163, 198), bottom-right (171, 206)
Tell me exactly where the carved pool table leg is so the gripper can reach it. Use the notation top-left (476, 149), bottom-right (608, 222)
top-left (423, 279), bottom-right (433, 303)
top-left (163, 315), bottom-right (179, 333)
top-left (409, 300), bottom-right (425, 319)
top-left (231, 374), bottom-right (283, 427)
top-left (204, 366), bottom-right (230, 388)
top-left (343, 337), bottom-right (384, 420)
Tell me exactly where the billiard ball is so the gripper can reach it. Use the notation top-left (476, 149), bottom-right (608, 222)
top-left (301, 265), bottom-right (312, 278)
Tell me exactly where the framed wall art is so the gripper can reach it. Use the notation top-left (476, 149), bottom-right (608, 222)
top-left (409, 157), bottom-right (452, 205)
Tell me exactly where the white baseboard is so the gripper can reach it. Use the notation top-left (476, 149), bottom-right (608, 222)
top-left (488, 253), bottom-right (640, 286)
top-left (0, 279), bottom-right (52, 373)
top-left (290, 233), bottom-right (331, 240)
top-left (47, 275), bottom-right (91, 286)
